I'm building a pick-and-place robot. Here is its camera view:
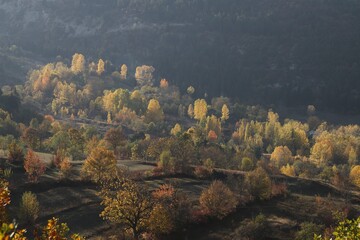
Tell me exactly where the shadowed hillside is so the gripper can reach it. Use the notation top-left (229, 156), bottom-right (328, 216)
top-left (1, 0), bottom-right (360, 113)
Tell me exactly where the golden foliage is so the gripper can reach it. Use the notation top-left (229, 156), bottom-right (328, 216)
top-left (270, 146), bottom-right (292, 168)
top-left (280, 164), bottom-right (296, 177)
top-left (350, 165), bottom-right (360, 188)
top-left (145, 99), bottom-right (164, 123)
top-left (221, 104), bottom-right (230, 121)
top-left (97, 59), bottom-right (105, 75)
top-left (170, 123), bottom-right (182, 136)
top-left (81, 147), bottom-right (117, 183)
top-left (70, 53), bottom-right (85, 74)
top-left (193, 99), bottom-right (207, 121)
top-left (120, 64), bottom-right (128, 80)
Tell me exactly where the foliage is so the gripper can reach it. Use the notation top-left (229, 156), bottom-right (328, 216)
top-left (199, 180), bottom-right (237, 219)
top-left (24, 150), bottom-right (46, 182)
top-left (270, 146), bottom-right (292, 168)
top-left (38, 217), bottom-right (85, 240)
top-left (81, 147), bottom-right (117, 183)
top-left (233, 214), bottom-right (269, 240)
top-left (295, 222), bottom-right (324, 240)
top-left (7, 141), bottom-right (24, 164)
top-left (350, 165), bottom-right (360, 187)
top-left (244, 167), bottom-right (272, 200)
top-left (100, 180), bottom-right (153, 239)
top-left (18, 192), bottom-right (40, 225)
top-left (314, 217), bottom-right (360, 240)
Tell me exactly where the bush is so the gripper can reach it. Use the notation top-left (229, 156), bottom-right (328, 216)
top-left (199, 180), bottom-right (238, 219)
top-left (7, 141), bottom-right (24, 164)
top-left (295, 222), bottom-right (324, 240)
top-left (234, 214), bottom-right (269, 240)
top-left (240, 157), bottom-right (255, 171)
top-left (18, 191), bottom-right (40, 224)
top-left (244, 167), bottom-right (272, 200)
top-left (24, 150), bottom-right (46, 182)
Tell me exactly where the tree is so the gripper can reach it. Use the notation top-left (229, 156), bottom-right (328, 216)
top-left (240, 157), bottom-right (255, 171)
top-left (135, 65), bottom-right (155, 87)
top-left (38, 217), bottom-right (84, 240)
top-left (280, 164), bottom-right (296, 177)
top-left (120, 64), bottom-right (128, 80)
top-left (158, 150), bottom-right (175, 174)
top-left (148, 203), bottom-right (173, 235)
top-left (145, 99), bottom-right (164, 123)
top-left (221, 104), bottom-right (230, 121)
top-left (314, 217), bottom-right (360, 240)
top-left (187, 86), bottom-right (195, 95)
top-left (22, 127), bottom-right (41, 150)
top-left (187, 104), bottom-right (194, 118)
top-left (18, 191), bottom-right (40, 225)
top-left (7, 141), bottom-right (24, 164)
top-left (70, 53), bottom-right (85, 74)
top-left (270, 146), bottom-right (292, 168)
top-left (81, 147), bottom-right (117, 183)
top-left (100, 180), bottom-right (153, 239)
top-left (199, 180), bottom-right (237, 219)
top-left (350, 165), bottom-right (360, 188)
top-left (245, 167), bottom-right (272, 200)
top-left (193, 99), bottom-right (207, 121)
top-left (170, 123), bottom-right (182, 136)
top-left (104, 128), bottom-right (125, 151)
top-left (24, 150), bottom-right (46, 182)
top-left (160, 79), bottom-right (169, 89)
top-left (311, 140), bottom-right (334, 166)
top-left (97, 59), bottom-right (105, 75)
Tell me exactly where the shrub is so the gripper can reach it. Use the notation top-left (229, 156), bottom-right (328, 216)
top-left (240, 157), bottom-right (255, 171)
top-left (244, 167), bottom-right (272, 200)
top-left (18, 191), bottom-right (40, 224)
top-left (24, 150), bottom-right (46, 182)
top-left (7, 141), bottom-right (24, 164)
top-left (234, 214), bottom-right (269, 240)
top-left (59, 157), bottom-right (72, 178)
top-left (199, 180), bottom-right (238, 219)
top-left (295, 222), bottom-right (324, 240)
top-left (280, 164), bottom-right (296, 176)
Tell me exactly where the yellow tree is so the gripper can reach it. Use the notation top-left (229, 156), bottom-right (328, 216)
top-left (100, 180), bottom-right (153, 239)
top-left (350, 165), bottom-right (360, 187)
top-left (199, 180), bottom-right (237, 219)
top-left (81, 147), bottom-right (117, 183)
top-left (145, 99), bottom-right (164, 123)
top-left (310, 140), bottom-right (334, 166)
top-left (120, 64), bottom-right (128, 80)
top-left (194, 99), bottom-right (207, 121)
top-left (221, 104), bottom-right (230, 121)
top-left (270, 146), bottom-right (293, 168)
top-left (170, 123), bottom-right (182, 136)
top-left (97, 59), bottom-right (105, 75)
top-left (71, 53), bottom-right (85, 74)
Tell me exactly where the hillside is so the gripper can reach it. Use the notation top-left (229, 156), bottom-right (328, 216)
top-left (1, 0), bottom-right (360, 113)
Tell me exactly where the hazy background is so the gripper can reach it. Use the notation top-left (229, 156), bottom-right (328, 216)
top-left (1, 0), bottom-right (360, 113)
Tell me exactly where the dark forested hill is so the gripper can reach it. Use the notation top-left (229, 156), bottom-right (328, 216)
top-left (1, 0), bottom-right (360, 113)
